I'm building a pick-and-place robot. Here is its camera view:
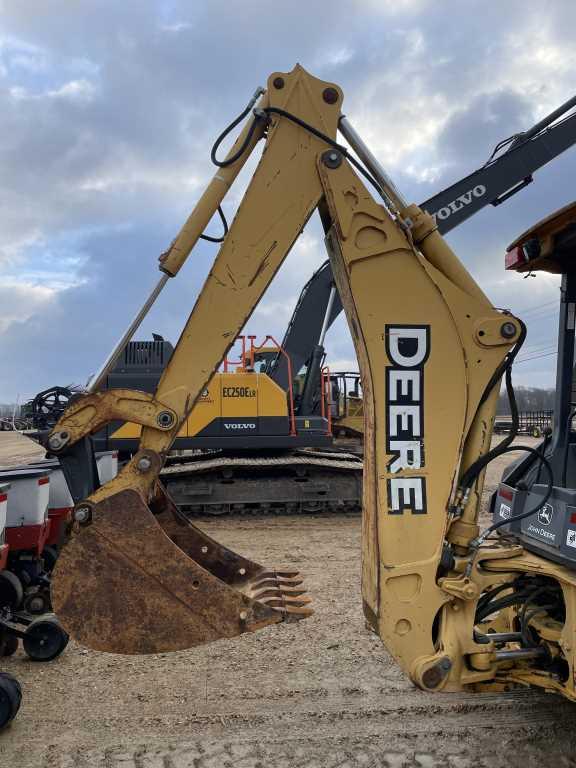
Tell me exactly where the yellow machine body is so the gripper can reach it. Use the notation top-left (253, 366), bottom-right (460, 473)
top-left (334, 401), bottom-right (363, 437)
top-left (331, 374), bottom-right (364, 438)
top-left (110, 370), bottom-right (289, 441)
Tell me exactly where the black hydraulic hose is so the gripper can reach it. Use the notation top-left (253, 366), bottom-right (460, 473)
top-left (205, 91), bottom-right (414, 246)
top-left (475, 589), bottom-right (535, 624)
top-left (535, 429), bottom-right (553, 485)
top-left (199, 205), bottom-right (229, 243)
top-left (261, 107), bottom-right (383, 197)
top-left (472, 445), bottom-right (554, 547)
top-left (479, 317), bottom-right (527, 411)
top-left (485, 133), bottom-right (521, 164)
top-left (457, 319), bottom-right (527, 493)
top-left (485, 93), bottom-right (576, 164)
top-left (200, 88), bottom-right (268, 241)
top-left (476, 579), bottom-right (522, 614)
top-left (211, 109), bottom-right (267, 168)
top-left (470, 366), bottom-right (518, 477)
top-left (561, 408), bottom-right (576, 487)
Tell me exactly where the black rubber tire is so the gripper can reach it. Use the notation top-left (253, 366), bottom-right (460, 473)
top-left (24, 590), bottom-right (50, 616)
top-left (0, 632), bottom-right (19, 657)
top-left (42, 546), bottom-right (59, 573)
top-left (23, 615), bottom-right (69, 662)
top-left (0, 673), bottom-right (22, 729)
top-left (0, 571), bottom-right (24, 611)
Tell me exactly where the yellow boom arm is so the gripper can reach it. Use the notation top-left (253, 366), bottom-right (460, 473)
top-left (47, 66), bottom-right (576, 700)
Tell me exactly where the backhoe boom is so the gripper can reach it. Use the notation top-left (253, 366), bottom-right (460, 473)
top-left (46, 66), bottom-right (576, 701)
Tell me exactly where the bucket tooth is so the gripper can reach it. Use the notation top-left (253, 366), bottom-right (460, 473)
top-left (51, 486), bottom-right (312, 655)
top-left (260, 596), bottom-right (313, 608)
top-left (252, 587), bottom-right (308, 599)
top-left (274, 604), bottom-right (314, 618)
top-left (250, 576), bottom-right (304, 589)
top-left (260, 570), bottom-right (300, 579)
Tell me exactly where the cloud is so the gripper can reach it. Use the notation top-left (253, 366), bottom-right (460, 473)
top-left (1, 0), bottom-right (576, 400)
top-left (314, 46), bottom-right (355, 70)
top-left (0, 281), bottom-right (57, 334)
top-left (9, 77), bottom-right (96, 102)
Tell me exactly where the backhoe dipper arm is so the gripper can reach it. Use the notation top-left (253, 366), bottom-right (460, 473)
top-left (50, 65), bottom-right (570, 699)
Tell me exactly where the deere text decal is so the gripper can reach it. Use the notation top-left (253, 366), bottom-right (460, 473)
top-left (385, 325), bottom-right (430, 515)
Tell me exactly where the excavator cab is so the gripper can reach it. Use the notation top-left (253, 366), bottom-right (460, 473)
top-left (493, 201), bottom-right (576, 566)
top-left (330, 372), bottom-right (364, 437)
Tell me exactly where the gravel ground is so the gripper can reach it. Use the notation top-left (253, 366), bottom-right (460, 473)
top-left (3, 438), bottom-right (576, 768)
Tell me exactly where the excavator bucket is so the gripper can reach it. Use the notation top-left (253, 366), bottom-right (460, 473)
top-left (50, 484), bottom-right (312, 654)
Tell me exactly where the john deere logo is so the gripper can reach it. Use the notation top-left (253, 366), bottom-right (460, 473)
top-left (537, 504), bottom-right (554, 526)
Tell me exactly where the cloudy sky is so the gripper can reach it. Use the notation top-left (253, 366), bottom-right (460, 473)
top-left (1, 0), bottom-right (576, 402)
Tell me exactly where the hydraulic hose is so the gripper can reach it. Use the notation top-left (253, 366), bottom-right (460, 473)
top-left (457, 319), bottom-right (527, 494)
top-left (471, 444), bottom-right (554, 549)
top-left (199, 206), bottom-right (228, 243)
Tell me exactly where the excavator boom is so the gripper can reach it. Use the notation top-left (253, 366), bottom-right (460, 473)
top-left (46, 66), bottom-right (576, 702)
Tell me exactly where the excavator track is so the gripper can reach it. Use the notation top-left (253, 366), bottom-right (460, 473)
top-left (161, 449), bottom-right (363, 516)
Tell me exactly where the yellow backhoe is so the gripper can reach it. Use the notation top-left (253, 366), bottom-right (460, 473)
top-left (46, 66), bottom-right (576, 701)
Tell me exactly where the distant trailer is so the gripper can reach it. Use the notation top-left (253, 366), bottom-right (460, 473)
top-left (493, 409), bottom-right (553, 437)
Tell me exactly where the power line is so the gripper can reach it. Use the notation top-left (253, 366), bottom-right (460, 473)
top-left (524, 311), bottom-right (558, 322)
top-left (520, 299), bottom-right (557, 312)
top-left (518, 344), bottom-right (557, 357)
top-left (515, 350), bottom-right (558, 365)
top-left (521, 341), bottom-right (557, 351)
top-left (516, 310), bottom-right (558, 326)
top-left (509, 299), bottom-right (558, 317)
top-left (516, 349), bottom-right (556, 361)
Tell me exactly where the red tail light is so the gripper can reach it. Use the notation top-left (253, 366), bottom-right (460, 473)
top-left (505, 246), bottom-right (527, 271)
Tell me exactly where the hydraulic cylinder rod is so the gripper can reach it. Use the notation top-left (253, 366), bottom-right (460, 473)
top-left (511, 93), bottom-right (576, 146)
top-left (494, 647), bottom-right (547, 661)
top-left (338, 116), bottom-right (408, 213)
top-left (87, 88), bottom-right (268, 393)
top-left (318, 284), bottom-right (337, 347)
top-left (299, 284), bottom-right (337, 416)
top-left (88, 274), bottom-right (170, 393)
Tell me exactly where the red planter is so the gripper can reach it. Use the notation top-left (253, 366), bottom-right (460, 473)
top-left (5, 520), bottom-right (51, 557)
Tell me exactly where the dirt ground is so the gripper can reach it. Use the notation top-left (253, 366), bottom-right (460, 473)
top-left (3, 438), bottom-right (576, 768)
